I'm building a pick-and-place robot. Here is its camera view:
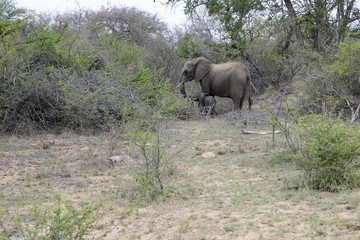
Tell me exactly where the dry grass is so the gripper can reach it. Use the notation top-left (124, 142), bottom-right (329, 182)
top-left (1, 114), bottom-right (360, 239)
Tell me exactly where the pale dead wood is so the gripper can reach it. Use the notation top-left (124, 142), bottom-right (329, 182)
top-left (350, 103), bottom-right (360, 123)
top-left (241, 129), bottom-right (280, 135)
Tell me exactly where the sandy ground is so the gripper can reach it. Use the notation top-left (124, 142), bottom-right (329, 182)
top-left (1, 113), bottom-right (360, 239)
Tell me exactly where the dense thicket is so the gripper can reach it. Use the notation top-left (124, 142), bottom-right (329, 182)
top-left (0, 1), bottom-right (190, 133)
top-left (0, 0), bottom-right (360, 133)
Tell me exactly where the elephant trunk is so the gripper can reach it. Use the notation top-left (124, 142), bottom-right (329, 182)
top-left (180, 82), bottom-right (187, 97)
top-left (179, 72), bottom-right (188, 97)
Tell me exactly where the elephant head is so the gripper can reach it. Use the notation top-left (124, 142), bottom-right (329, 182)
top-left (190, 92), bottom-right (208, 102)
top-left (180, 57), bottom-right (211, 84)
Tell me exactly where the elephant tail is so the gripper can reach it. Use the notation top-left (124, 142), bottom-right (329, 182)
top-left (247, 75), bottom-right (253, 111)
top-left (248, 97), bottom-right (253, 110)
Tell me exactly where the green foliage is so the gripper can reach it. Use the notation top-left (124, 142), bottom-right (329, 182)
top-left (169, 0), bottom-right (264, 44)
top-left (266, 91), bottom-right (360, 191)
top-left (0, 1), bottom-right (26, 70)
top-left (330, 40), bottom-right (360, 96)
top-left (129, 67), bottom-right (193, 118)
top-left (0, 2), bottom-right (195, 133)
top-left (25, 23), bottom-right (69, 67)
top-left (302, 40), bottom-right (360, 117)
top-left (293, 114), bottom-right (360, 191)
top-left (128, 121), bottom-right (167, 200)
top-left (265, 87), bottom-right (303, 152)
top-left (0, 10), bottom-right (193, 133)
top-left (69, 52), bottom-right (97, 70)
top-left (127, 115), bottom-right (178, 201)
top-left (269, 149), bottom-right (296, 165)
top-left (125, 69), bottom-right (186, 201)
top-left (96, 34), bottom-right (143, 72)
top-left (332, 40), bottom-right (360, 75)
top-left (15, 194), bottom-right (101, 240)
top-left (205, 0), bottom-right (264, 42)
top-left (176, 33), bottom-right (200, 58)
top-left (0, 0), bottom-right (26, 19)
top-left (58, 70), bottom-right (118, 130)
top-left (130, 68), bottom-right (164, 103)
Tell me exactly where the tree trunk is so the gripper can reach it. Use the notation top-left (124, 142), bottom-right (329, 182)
top-left (337, 0), bottom-right (356, 43)
top-left (283, 0), bottom-right (304, 48)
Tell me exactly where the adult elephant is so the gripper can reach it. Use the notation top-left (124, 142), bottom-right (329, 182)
top-left (179, 57), bottom-right (252, 110)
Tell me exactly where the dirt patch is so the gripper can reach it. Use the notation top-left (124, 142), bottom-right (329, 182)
top-left (1, 118), bottom-right (359, 239)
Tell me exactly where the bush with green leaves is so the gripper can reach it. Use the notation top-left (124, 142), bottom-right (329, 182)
top-left (127, 67), bottom-right (195, 118)
top-left (0, 1), bottom-right (193, 133)
top-left (266, 91), bottom-right (360, 191)
top-left (293, 114), bottom-right (360, 191)
top-left (302, 39), bottom-right (360, 116)
top-left (330, 40), bottom-right (360, 96)
top-left (127, 120), bottom-right (167, 200)
top-left (121, 67), bottom-right (191, 201)
top-left (6, 195), bottom-right (101, 240)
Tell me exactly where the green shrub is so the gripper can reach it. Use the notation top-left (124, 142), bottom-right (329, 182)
top-left (330, 40), bottom-right (360, 96)
top-left (14, 194), bottom-right (101, 240)
top-left (125, 69), bottom-right (186, 201)
top-left (302, 40), bottom-right (360, 116)
top-left (24, 23), bottom-right (69, 68)
top-left (294, 114), bottom-right (360, 191)
top-left (128, 67), bottom-right (195, 119)
top-left (266, 93), bottom-right (360, 191)
top-left (126, 116), bottom-right (179, 201)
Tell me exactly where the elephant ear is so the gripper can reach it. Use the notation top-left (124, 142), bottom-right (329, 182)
top-left (194, 57), bottom-right (211, 83)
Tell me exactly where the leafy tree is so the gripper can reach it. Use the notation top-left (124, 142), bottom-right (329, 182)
top-left (282, 0), bottom-right (360, 51)
top-left (168, 0), bottom-right (360, 52)
top-left (0, 0), bottom-right (26, 19)
top-left (81, 6), bottom-right (166, 45)
top-left (0, 0), bottom-right (26, 57)
top-left (167, 0), bottom-right (264, 45)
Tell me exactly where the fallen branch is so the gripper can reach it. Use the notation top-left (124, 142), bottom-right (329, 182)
top-left (241, 129), bottom-right (280, 135)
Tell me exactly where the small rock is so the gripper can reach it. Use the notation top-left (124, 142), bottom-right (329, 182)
top-left (110, 155), bottom-right (121, 162)
top-left (218, 150), bottom-right (226, 155)
top-left (202, 152), bottom-right (215, 158)
top-left (346, 205), bottom-right (356, 210)
top-left (80, 147), bottom-right (89, 151)
top-left (43, 141), bottom-right (55, 149)
top-left (109, 155), bottom-right (122, 167)
top-left (195, 146), bottom-right (202, 151)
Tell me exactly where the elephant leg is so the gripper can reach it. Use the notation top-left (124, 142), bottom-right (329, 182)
top-left (234, 88), bottom-right (247, 110)
top-left (232, 98), bottom-right (241, 110)
top-left (239, 96), bottom-right (245, 110)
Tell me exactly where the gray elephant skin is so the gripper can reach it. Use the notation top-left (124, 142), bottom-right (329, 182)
top-left (190, 92), bottom-right (216, 115)
top-left (180, 57), bottom-right (252, 110)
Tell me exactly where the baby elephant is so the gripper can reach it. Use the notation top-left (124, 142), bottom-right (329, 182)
top-left (191, 92), bottom-right (216, 115)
